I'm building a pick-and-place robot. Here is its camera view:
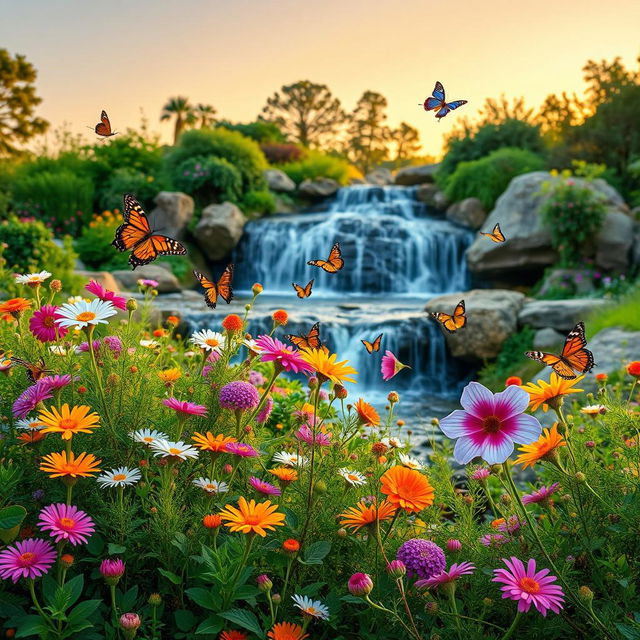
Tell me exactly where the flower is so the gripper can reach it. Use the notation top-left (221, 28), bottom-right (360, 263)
top-left (398, 453), bottom-right (423, 470)
top-left (104, 336), bottom-right (123, 358)
top-left (255, 335), bottom-right (314, 374)
top-left (220, 632), bottom-right (248, 640)
top-left (595, 373), bottom-right (608, 382)
top-left (521, 374), bottom-right (584, 412)
top-left (97, 467), bottom-right (141, 488)
top-left (131, 429), bottom-right (168, 445)
top-left (100, 558), bottom-right (125, 584)
top-left (580, 404), bottom-right (607, 417)
top-left (269, 467), bottom-right (298, 487)
top-left (396, 539), bottom-right (446, 580)
top-left (150, 439), bottom-right (199, 460)
top-left (12, 380), bottom-right (54, 418)
top-left (386, 560), bottom-right (407, 577)
top-left (522, 483), bottom-right (560, 505)
top-left (492, 557), bottom-right (565, 616)
top-left (338, 468), bottom-right (366, 486)
top-left (49, 345), bottom-right (68, 356)
top-left (339, 499), bottom-right (397, 532)
top-left (193, 478), bottom-right (229, 494)
top-left (354, 398), bottom-right (380, 426)
top-left (415, 561), bottom-right (475, 589)
top-left (300, 348), bottom-right (357, 384)
top-left (40, 375), bottom-right (72, 392)
top-left (222, 314), bottom-right (243, 332)
top-left (192, 432), bottom-right (236, 452)
top-left (77, 339), bottom-right (102, 354)
top-left (224, 442), bottom-right (259, 458)
top-left (17, 430), bottom-right (46, 444)
top-left (348, 573), bottom-right (373, 596)
top-left (249, 476), bottom-right (282, 496)
top-left (119, 612), bottom-right (141, 631)
top-left (439, 382), bottom-right (542, 465)
top-left (515, 424), bottom-right (566, 469)
top-left (190, 329), bottom-right (226, 353)
top-left (85, 280), bottom-right (127, 311)
top-left (267, 622), bottom-right (309, 640)
top-left (494, 515), bottom-right (525, 534)
top-left (38, 503), bottom-right (94, 545)
top-left (295, 424), bottom-right (331, 446)
top-left (0, 298), bottom-right (32, 315)
top-left (219, 381), bottom-right (260, 411)
top-left (291, 595), bottom-right (329, 620)
top-left (505, 376), bottom-right (522, 386)
top-left (381, 350), bottom-right (410, 381)
top-left (162, 397), bottom-right (208, 417)
top-left (36, 404), bottom-right (100, 440)
top-left (627, 361), bottom-right (640, 377)
top-left (29, 305), bottom-right (69, 342)
top-left (282, 539), bottom-right (300, 554)
top-left (139, 339), bottom-right (159, 349)
top-left (480, 534), bottom-right (509, 547)
top-left (257, 396), bottom-right (274, 424)
top-left (471, 467), bottom-right (491, 481)
top-left (380, 465), bottom-right (434, 513)
top-left (203, 514), bottom-right (223, 529)
top-left (158, 368), bottom-right (181, 384)
top-left (15, 270), bottom-right (51, 286)
top-left (446, 539), bottom-right (462, 552)
top-left (55, 299), bottom-right (117, 330)
top-left (219, 497), bottom-right (285, 537)
top-left (16, 417), bottom-right (41, 431)
top-left (40, 451), bottom-right (101, 478)
top-left (272, 451), bottom-right (308, 467)
top-left (0, 538), bottom-right (57, 582)
top-left (272, 309), bottom-right (288, 326)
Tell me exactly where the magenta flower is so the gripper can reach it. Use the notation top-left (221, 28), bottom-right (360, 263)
top-left (162, 397), bottom-right (208, 417)
top-left (249, 476), bottom-right (281, 496)
top-left (492, 557), bottom-right (565, 616)
top-left (38, 503), bottom-right (95, 546)
top-left (219, 381), bottom-right (260, 411)
top-left (348, 572), bottom-right (373, 596)
top-left (446, 539), bottom-right (462, 552)
top-left (29, 305), bottom-right (68, 342)
top-left (224, 442), bottom-right (259, 458)
top-left (439, 382), bottom-right (542, 465)
top-left (104, 336), bottom-right (123, 358)
top-left (39, 375), bottom-right (72, 392)
top-left (138, 279), bottom-right (159, 288)
top-left (295, 424), bottom-right (331, 446)
top-left (78, 339), bottom-right (102, 353)
top-left (100, 558), bottom-right (125, 584)
top-left (496, 515), bottom-right (526, 534)
top-left (415, 562), bottom-right (476, 589)
top-left (470, 467), bottom-right (490, 481)
top-left (0, 538), bottom-right (57, 582)
top-left (381, 350), bottom-right (410, 381)
top-left (12, 380), bottom-right (54, 418)
top-left (256, 396), bottom-right (273, 424)
top-left (522, 483), bottom-right (560, 505)
top-left (249, 370), bottom-right (266, 386)
top-left (254, 335), bottom-right (314, 374)
top-left (85, 280), bottom-right (127, 311)
top-left (480, 533), bottom-right (509, 547)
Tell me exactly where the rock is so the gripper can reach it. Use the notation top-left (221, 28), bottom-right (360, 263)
top-left (518, 298), bottom-right (610, 331)
top-left (74, 270), bottom-right (122, 292)
top-left (424, 289), bottom-right (526, 360)
top-left (533, 328), bottom-right (565, 349)
top-left (298, 178), bottom-right (340, 198)
top-left (365, 168), bottom-right (393, 186)
top-left (150, 192), bottom-right (194, 241)
top-left (536, 268), bottom-right (595, 297)
top-left (194, 202), bottom-right (247, 260)
top-left (273, 196), bottom-right (297, 214)
top-left (446, 198), bottom-right (486, 230)
top-left (594, 211), bottom-right (634, 271)
top-left (632, 223), bottom-right (640, 268)
top-left (589, 328), bottom-right (640, 380)
top-left (394, 163), bottom-right (439, 186)
top-left (111, 264), bottom-right (181, 294)
top-left (264, 169), bottom-right (295, 192)
top-left (415, 184), bottom-right (448, 211)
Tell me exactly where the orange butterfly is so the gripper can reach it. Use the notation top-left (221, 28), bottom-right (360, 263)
top-left (193, 265), bottom-right (234, 309)
top-left (430, 300), bottom-right (467, 333)
top-left (112, 194), bottom-right (187, 270)
top-left (525, 322), bottom-right (595, 379)
top-left (292, 279), bottom-right (314, 299)
top-left (11, 356), bottom-right (52, 383)
top-left (92, 110), bottom-right (118, 138)
top-left (361, 333), bottom-right (383, 354)
top-left (479, 223), bottom-right (506, 243)
top-left (285, 322), bottom-right (323, 350)
top-left (307, 243), bottom-right (344, 273)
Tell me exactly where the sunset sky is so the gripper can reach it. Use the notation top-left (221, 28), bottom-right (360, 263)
top-left (2, 0), bottom-right (639, 157)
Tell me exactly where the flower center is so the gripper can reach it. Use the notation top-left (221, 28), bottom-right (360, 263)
top-left (59, 517), bottom-right (76, 529)
top-left (76, 311), bottom-right (97, 322)
top-left (112, 474), bottom-right (126, 482)
top-left (205, 338), bottom-right (219, 347)
top-left (245, 515), bottom-right (260, 525)
top-left (482, 415), bottom-right (502, 434)
top-left (59, 418), bottom-right (78, 431)
top-left (168, 448), bottom-right (182, 455)
top-left (347, 474), bottom-right (359, 482)
top-left (18, 552), bottom-right (36, 566)
top-left (43, 316), bottom-right (55, 328)
top-left (518, 577), bottom-right (540, 594)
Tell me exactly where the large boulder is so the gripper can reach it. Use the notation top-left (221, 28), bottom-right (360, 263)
top-left (446, 198), bottom-right (486, 230)
top-left (264, 169), bottom-right (295, 192)
top-left (365, 168), bottom-right (393, 186)
top-left (594, 211), bottom-right (635, 271)
top-left (415, 184), bottom-right (448, 212)
top-left (425, 289), bottom-right (526, 360)
top-left (298, 178), bottom-right (339, 198)
top-left (194, 202), bottom-right (247, 260)
top-left (532, 328), bottom-right (565, 349)
top-left (518, 298), bottom-right (610, 331)
top-left (394, 163), bottom-right (439, 186)
top-left (589, 328), bottom-right (640, 379)
top-left (112, 264), bottom-right (181, 293)
top-left (536, 268), bottom-right (595, 297)
top-left (150, 192), bottom-right (194, 241)
top-left (74, 270), bottom-right (122, 292)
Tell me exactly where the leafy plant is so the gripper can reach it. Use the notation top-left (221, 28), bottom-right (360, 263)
top-left (260, 143), bottom-right (304, 164)
top-left (241, 190), bottom-right (276, 217)
top-left (74, 210), bottom-right (127, 271)
top-left (280, 150), bottom-right (351, 185)
top-left (171, 155), bottom-right (242, 207)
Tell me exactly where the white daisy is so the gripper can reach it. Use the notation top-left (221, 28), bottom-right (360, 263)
top-left (150, 439), bottom-right (199, 460)
top-left (193, 477), bottom-right (229, 494)
top-left (66, 296), bottom-right (87, 304)
top-left (338, 468), bottom-right (367, 487)
top-left (381, 437), bottom-right (402, 449)
top-left (190, 329), bottom-right (226, 353)
top-left (55, 299), bottom-right (117, 330)
top-left (580, 404), bottom-right (607, 416)
top-left (131, 428), bottom-right (168, 446)
top-left (15, 270), bottom-right (52, 286)
top-left (48, 345), bottom-right (68, 356)
top-left (243, 338), bottom-right (261, 354)
top-left (16, 417), bottom-right (42, 431)
top-left (139, 339), bottom-right (159, 349)
top-left (272, 451), bottom-right (308, 467)
top-left (96, 467), bottom-right (141, 488)
top-left (399, 453), bottom-right (423, 470)
top-left (291, 594), bottom-right (330, 620)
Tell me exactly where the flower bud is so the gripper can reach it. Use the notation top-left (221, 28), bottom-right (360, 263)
top-left (100, 558), bottom-right (125, 586)
top-left (430, 418), bottom-right (439, 427)
top-left (245, 304), bottom-right (251, 311)
top-left (482, 597), bottom-right (493, 607)
top-left (223, 464), bottom-right (233, 474)
top-left (425, 601), bottom-right (439, 615)
top-left (119, 613), bottom-right (141, 639)
top-left (313, 479), bottom-right (327, 495)
top-left (60, 554), bottom-right (74, 569)
top-left (257, 574), bottom-right (273, 592)
top-left (49, 279), bottom-right (62, 292)
top-left (126, 298), bottom-right (138, 311)
top-left (333, 384), bottom-right (348, 399)
top-left (585, 440), bottom-right (595, 448)
top-left (386, 560), bottom-right (406, 578)
top-left (271, 593), bottom-right (281, 605)
top-left (397, 419), bottom-right (405, 427)
top-left (348, 573), bottom-right (373, 597)
top-left (446, 539), bottom-right (461, 552)
top-left (337, 527), bottom-right (347, 538)
top-left (148, 593), bottom-right (162, 606)
top-left (387, 391), bottom-right (399, 403)
top-left (252, 283), bottom-right (263, 295)
top-left (282, 539), bottom-right (300, 555)
top-left (77, 385), bottom-right (87, 395)
top-left (203, 514), bottom-right (222, 529)
top-left (308, 376), bottom-right (318, 390)
top-left (579, 586), bottom-right (594, 603)
top-left (575, 472), bottom-right (586, 483)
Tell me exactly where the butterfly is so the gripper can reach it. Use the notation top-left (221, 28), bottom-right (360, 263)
top-left (307, 243), bottom-right (344, 273)
top-left (11, 356), bottom-right (52, 383)
top-left (423, 82), bottom-right (467, 120)
top-left (285, 322), bottom-right (323, 350)
top-left (112, 194), bottom-right (187, 270)
top-left (479, 223), bottom-right (506, 243)
top-left (92, 110), bottom-right (118, 138)
top-left (292, 279), bottom-right (314, 299)
top-left (430, 300), bottom-right (467, 333)
top-left (361, 333), bottom-right (383, 354)
top-left (525, 322), bottom-right (595, 380)
top-left (193, 265), bottom-right (234, 309)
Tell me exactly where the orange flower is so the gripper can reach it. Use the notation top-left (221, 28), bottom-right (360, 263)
top-left (338, 499), bottom-right (397, 532)
top-left (252, 283), bottom-right (264, 295)
top-left (152, 328), bottom-right (166, 338)
top-left (515, 424), bottom-right (566, 469)
top-left (0, 298), bottom-right (31, 315)
top-left (166, 315), bottom-right (180, 326)
top-left (40, 451), bottom-right (102, 478)
top-left (36, 404), bottom-right (100, 440)
top-left (17, 430), bottom-right (46, 444)
top-left (267, 622), bottom-right (309, 640)
top-left (158, 368), bottom-right (181, 384)
top-left (505, 376), bottom-right (522, 386)
top-left (282, 538), bottom-right (300, 554)
top-left (354, 398), bottom-right (380, 426)
top-left (595, 373), bottom-right (608, 382)
top-left (219, 497), bottom-right (285, 537)
top-left (222, 314), bottom-right (243, 332)
top-left (269, 467), bottom-right (298, 486)
top-left (219, 631), bottom-right (248, 640)
top-left (203, 514), bottom-right (223, 529)
top-left (192, 432), bottom-right (237, 452)
top-left (520, 374), bottom-right (584, 412)
top-left (272, 310), bottom-right (288, 326)
top-left (627, 361), bottom-right (640, 377)
top-left (380, 465), bottom-right (434, 513)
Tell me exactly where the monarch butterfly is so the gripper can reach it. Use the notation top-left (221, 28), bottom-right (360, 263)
top-left (430, 300), bottom-right (467, 333)
top-left (423, 82), bottom-right (467, 120)
top-left (11, 356), bottom-right (52, 383)
top-left (112, 194), bottom-right (187, 270)
top-left (193, 265), bottom-right (234, 309)
top-left (479, 223), bottom-right (506, 243)
top-left (285, 322), bottom-right (322, 350)
top-left (307, 243), bottom-right (344, 273)
top-left (361, 333), bottom-right (383, 354)
top-left (292, 279), bottom-right (314, 299)
top-left (91, 110), bottom-right (118, 138)
top-left (525, 322), bottom-right (595, 379)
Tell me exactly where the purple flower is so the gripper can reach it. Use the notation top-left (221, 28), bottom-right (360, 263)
top-left (415, 562), bottom-right (475, 589)
top-left (0, 538), bottom-right (56, 583)
top-left (249, 476), bottom-right (281, 496)
top-left (218, 381), bottom-right (260, 412)
top-left (295, 424), bottom-right (331, 446)
top-left (78, 340), bottom-right (102, 353)
top-left (39, 375), bottom-right (72, 392)
top-left (162, 398), bottom-right (208, 417)
top-left (256, 396), bottom-right (273, 424)
top-left (224, 442), bottom-right (259, 458)
top-left (522, 483), bottom-right (560, 505)
top-left (12, 380), bottom-right (54, 418)
top-left (104, 336), bottom-right (123, 358)
top-left (480, 533), bottom-right (509, 547)
top-left (396, 539), bottom-right (446, 580)
top-left (249, 370), bottom-right (266, 387)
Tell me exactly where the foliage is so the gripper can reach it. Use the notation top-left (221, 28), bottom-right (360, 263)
top-left (217, 121), bottom-right (285, 144)
top-left (160, 95), bottom-right (196, 145)
top-left (171, 156), bottom-right (242, 208)
top-left (587, 284), bottom-right (640, 335)
top-left (241, 189), bottom-right (276, 216)
top-left (390, 122), bottom-right (421, 167)
top-left (260, 143), bottom-right (304, 165)
top-left (74, 210), bottom-right (128, 271)
top-left (346, 91), bottom-right (391, 174)
top-left (280, 150), bottom-right (351, 185)
top-left (193, 103), bottom-right (217, 129)
top-left (99, 167), bottom-right (160, 212)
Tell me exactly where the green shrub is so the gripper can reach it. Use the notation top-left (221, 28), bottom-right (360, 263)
top-left (444, 147), bottom-right (545, 210)
top-left (74, 210), bottom-right (127, 271)
top-left (216, 120), bottom-right (285, 143)
top-left (241, 189), bottom-right (276, 216)
top-left (280, 150), bottom-right (350, 185)
top-left (171, 156), bottom-right (242, 207)
top-left (99, 167), bottom-right (163, 212)
top-left (587, 285), bottom-right (640, 335)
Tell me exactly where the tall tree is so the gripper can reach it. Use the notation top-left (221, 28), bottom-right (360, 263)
top-left (346, 91), bottom-right (391, 173)
top-left (391, 122), bottom-right (421, 165)
top-left (0, 49), bottom-right (49, 157)
top-left (194, 103), bottom-right (217, 129)
top-left (260, 80), bottom-right (346, 147)
top-left (160, 96), bottom-right (195, 145)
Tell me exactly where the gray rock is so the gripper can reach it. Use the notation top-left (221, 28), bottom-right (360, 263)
top-left (425, 289), bottom-right (526, 360)
top-left (365, 168), bottom-right (393, 186)
top-left (194, 202), bottom-right (247, 260)
top-left (415, 184), bottom-right (448, 211)
top-left (594, 211), bottom-right (634, 271)
top-left (533, 328), bottom-right (565, 349)
top-left (264, 169), bottom-right (295, 192)
top-left (536, 268), bottom-right (595, 297)
top-left (74, 270), bottom-right (123, 292)
top-left (589, 327), bottom-right (640, 380)
top-left (150, 192), bottom-right (194, 241)
top-left (394, 163), bottom-right (439, 186)
top-left (112, 264), bottom-right (181, 293)
top-left (518, 298), bottom-right (610, 331)
top-left (446, 198), bottom-right (486, 230)
top-left (298, 178), bottom-right (339, 198)
top-left (433, 190), bottom-right (449, 211)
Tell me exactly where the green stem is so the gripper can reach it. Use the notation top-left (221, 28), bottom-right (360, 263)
top-left (65, 482), bottom-right (73, 506)
top-left (86, 326), bottom-right (111, 429)
top-left (436, 609), bottom-right (505, 632)
top-left (245, 366), bottom-right (280, 428)
top-left (28, 579), bottom-right (48, 620)
top-left (299, 383), bottom-right (322, 547)
top-left (267, 592), bottom-right (275, 625)
top-left (227, 535), bottom-right (256, 606)
top-left (364, 595), bottom-right (422, 640)
top-left (500, 611), bottom-right (523, 640)
top-left (278, 557), bottom-right (294, 616)
top-left (627, 379), bottom-right (638, 404)
top-left (448, 587), bottom-right (463, 640)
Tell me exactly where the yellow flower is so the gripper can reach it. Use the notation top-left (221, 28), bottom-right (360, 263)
top-left (158, 368), bottom-right (181, 384)
top-left (37, 404), bottom-right (100, 440)
top-left (300, 348), bottom-right (357, 385)
top-left (218, 497), bottom-right (285, 537)
top-left (40, 451), bottom-right (102, 478)
top-left (515, 424), bottom-right (566, 469)
top-left (520, 373), bottom-right (584, 412)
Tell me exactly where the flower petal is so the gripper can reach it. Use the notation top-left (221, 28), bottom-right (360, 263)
top-left (481, 437), bottom-right (514, 465)
top-left (439, 410), bottom-right (483, 438)
top-left (460, 382), bottom-right (495, 417)
top-left (507, 413), bottom-right (543, 445)
top-left (453, 436), bottom-right (485, 465)
top-left (493, 384), bottom-right (530, 419)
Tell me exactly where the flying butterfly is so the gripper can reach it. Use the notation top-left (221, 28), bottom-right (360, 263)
top-left (193, 265), bottom-right (234, 309)
top-left (292, 279), bottom-right (314, 299)
top-left (285, 322), bottom-right (322, 350)
top-left (11, 356), bottom-right (52, 383)
top-left (430, 300), bottom-right (467, 333)
top-left (307, 243), bottom-right (344, 273)
top-left (423, 81), bottom-right (467, 120)
top-left (361, 333), bottom-right (383, 354)
top-left (90, 110), bottom-right (118, 138)
top-left (479, 223), bottom-right (506, 243)
top-left (525, 321), bottom-right (595, 380)
top-left (112, 194), bottom-right (187, 270)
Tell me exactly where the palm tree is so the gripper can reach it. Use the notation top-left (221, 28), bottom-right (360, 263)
top-left (195, 103), bottom-right (217, 129)
top-left (160, 96), bottom-right (195, 145)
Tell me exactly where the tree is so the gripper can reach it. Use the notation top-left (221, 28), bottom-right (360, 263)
top-left (260, 80), bottom-right (346, 147)
top-left (0, 49), bottom-right (49, 157)
top-left (346, 91), bottom-right (391, 174)
top-left (160, 96), bottom-right (195, 145)
top-left (391, 122), bottom-right (421, 166)
top-left (194, 103), bottom-right (217, 129)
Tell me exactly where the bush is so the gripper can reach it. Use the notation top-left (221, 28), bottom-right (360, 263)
top-left (171, 156), bottom-right (242, 208)
top-left (444, 147), bottom-right (545, 210)
top-left (98, 167), bottom-right (162, 212)
top-left (216, 120), bottom-right (285, 143)
top-left (74, 210), bottom-right (128, 271)
top-left (241, 189), bottom-right (277, 216)
top-left (587, 284), bottom-right (640, 335)
top-left (280, 150), bottom-right (351, 185)
top-left (260, 143), bottom-right (304, 164)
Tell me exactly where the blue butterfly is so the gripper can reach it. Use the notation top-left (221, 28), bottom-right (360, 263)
top-left (423, 81), bottom-right (467, 120)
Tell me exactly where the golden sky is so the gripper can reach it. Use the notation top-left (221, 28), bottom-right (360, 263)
top-left (2, 0), bottom-right (639, 158)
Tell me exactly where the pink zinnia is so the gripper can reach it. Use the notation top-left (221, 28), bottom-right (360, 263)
top-left (12, 380), bottom-right (54, 418)
top-left (100, 558), bottom-right (125, 582)
top-left (85, 280), bottom-right (127, 311)
top-left (218, 381), bottom-right (260, 412)
top-left (493, 557), bottom-right (565, 616)
top-left (415, 562), bottom-right (476, 589)
top-left (295, 424), bottom-right (331, 446)
top-left (381, 350), bottom-right (410, 381)
top-left (38, 503), bottom-right (95, 546)
top-left (224, 442), bottom-right (259, 458)
top-left (348, 572), bottom-right (373, 596)
top-left (249, 476), bottom-right (281, 496)
top-left (162, 397), bottom-right (208, 417)
top-left (29, 305), bottom-right (68, 342)
top-left (522, 483), bottom-right (560, 505)
top-left (0, 538), bottom-right (57, 583)
top-left (254, 335), bottom-right (314, 374)
top-left (439, 382), bottom-right (542, 465)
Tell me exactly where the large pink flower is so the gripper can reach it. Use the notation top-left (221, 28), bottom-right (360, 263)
top-left (162, 397), bottom-right (208, 417)
top-left (381, 350), bottom-right (409, 381)
top-left (0, 538), bottom-right (57, 582)
top-left (439, 382), bottom-right (541, 465)
top-left (38, 503), bottom-right (95, 546)
top-left (415, 561), bottom-right (475, 589)
top-left (254, 335), bottom-right (314, 374)
top-left (29, 305), bottom-right (68, 342)
top-left (85, 280), bottom-right (127, 311)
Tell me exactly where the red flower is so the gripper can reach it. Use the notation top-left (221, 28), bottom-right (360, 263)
top-left (272, 310), bottom-right (288, 326)
top-left (626, 361), bottom-right (640, 378)
top-left (595, 373), bottom-right (608, 382)
top-left (505, 376), bottom-right (522, 386)
top-left (222, 314), bottom-right (243, 332)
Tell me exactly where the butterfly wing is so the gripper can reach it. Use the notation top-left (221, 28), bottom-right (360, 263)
top-left (293, 278), bottom-right (314, 299)
top-left (129, 234), bottom-right (186, 269)
top-left (362, 333), bottom-right (383, 353)
top-left (431, 300), bottom-right (466, 333)
top-left (11, 356), bottom-right (50, 382)
top-left (424, 96), bottom-right (443, 111)
top-left (304, 279), bottom-right (314, 297)
top-left (491, 223), bottom-right (506, 242)
top-left (560, 322), bottom-right (595, 374)
top-left (308, 243), bottom-right (344, 273)
top-left (285, 322), bottom-right (322, 350)
top-left (435, 105), bottom-right (450, 119)
top-left (194, 270), bottom-right (219, 308)
top-left (445, 100), bottom-right (468, 111)
top-left (216, 264), bottom-right (234, 304)
top-left (372, 333), bottom-right (383, 351)
top-left (432, 81), bottom-right (445, 102)
top-left (525, 350), bottom-right (577, 379)
top-left (112, 194), bottom-right (152, 252)
top-left (361, 339), bottom-right (374, 353)
top-left (95, 110), bottom-right (112, 136)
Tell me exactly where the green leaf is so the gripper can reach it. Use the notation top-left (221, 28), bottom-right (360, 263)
top-left (232, 584), bottom-right (259, 602)
top-left (86, 532), bottom-right (105, 556)
top-left (186, 587), bottom-right (217, 611)
top-left (615, 624), bottom-right (640, 640)
top-left (67, 599), bottom-right (101, 625)
top-left (118, 585), bottom-right (138, 612)
top-left (195, 616), bottom-right (224, 635)
top-left (107, 543), bottom-right (126, 555)
top-left (14, 615), bottom-right (49, 638)
top-left (300, 541), bottom-right (331, 565)
top-left (220, 609), bottom-right (264, 638)
top-left (159, 568), bottom-right (182, 584)
top-left (65, 574), bottom-right (84, 608)
top-left (41, 574), bottom-right (58, 607)
top-left (0, 505), bottom-right (27, 530)
top-left (174, 609), bottom-right (197, 632)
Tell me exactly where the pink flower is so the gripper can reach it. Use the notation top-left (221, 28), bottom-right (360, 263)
top-left (492, 557), bottom-right (565, 616)
top-left (38, 503), bottom-right (95, 546)
top-left (415, 562), bottom-right (475, 589)
top-left (381, 350), bottom-right (410, 381)
top-left (85, 280), bottom-right (127, 311)
top-left (29, 305), bottom-right (68, 342)
top-left (78, 340), bottom-right (102, 353)
top-left (439, 382), bottom-right (542, 465)
top-left (470, 467), bottom-right (490, 481)
top-left (138, 279), bottom-right (159, 288)
top-left (256, 396), bottom-right (273, 424)
top-left (40, 375), bottom-right (73, 392)
top-left (224, 442), bottom-right (259, 458)
top-left (522, 483), bottom-right (560, 505)
top-left (0, 538), bottom-right (57, 583)
top-left (254, 335), bottom-right (314, 374)
top-left (12, 380), bottom-right (54, 418)
top-left (162, 397), bottom-right (208, 417)
top-left (100, 558), bottom-right (125, 584)
top-left (446, 539), bottom-right (462, 552)
top-left (249, 476), bottom-right (281, 496)
top-left (496, 515), bottom-right (526, 534)
top-left (348, 572), bottom-right (373, 596)
top-left (295, 424), bottom-right (331, 446)
top-left (480, 534), bottom-right (509, 547)
top-left (104, 336), bottom-right (123, 358)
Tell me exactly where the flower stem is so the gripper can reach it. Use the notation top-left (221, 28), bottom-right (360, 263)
top-left (245, 365), bottom-right (280, 428)
top-left (500, 611), bottom-right (522, 640)
top-left (364, 595), bottom-right (422, 640)
top-left (448, 587), bottom-right (463, 640)
top-left (627, 379), bottom-right (637, 404)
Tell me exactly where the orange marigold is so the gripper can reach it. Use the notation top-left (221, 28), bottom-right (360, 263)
top-left (380, 465), bottom-right (434, 513)
top-left (192, 432), bottom-right (237, 452)
top-left (269, 467), bottom-right (298, 486)
top-left (267, 622), bottom-right (309, 640)
top-left (595, 373), bottom-right (608, 382)
top-left (627, 361), bottom-right (640, 377)
top-left (272, 309), bottom-right (288, 326)
top-left (203, 514), bottom-right (223, 529)
top-left (219, 497), bottom-right (285, 537)
top-left (515, 424), bottom-right (566, 469)
top-left (222, 314), bottom-right (244, 332)
top-left (282, 538), bottom-right (300, 554)
top-left (338, 499), bottom-right (397, 532)
top-left (0, 298), bottom-right (31, 315)
top-left (166, 315), bottom-right (180, 325)
top-left (354, 398), bottom-right (380, 427)
top-left (39, 451), bottom-right (102, 478)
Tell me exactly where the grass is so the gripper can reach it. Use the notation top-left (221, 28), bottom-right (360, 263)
top-left (587, 285), bottom-right (640, 337)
